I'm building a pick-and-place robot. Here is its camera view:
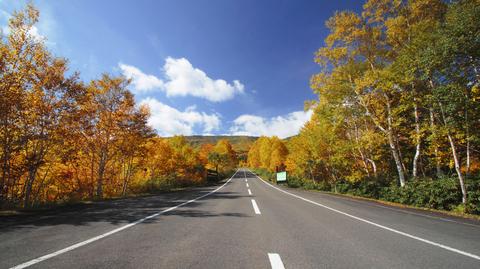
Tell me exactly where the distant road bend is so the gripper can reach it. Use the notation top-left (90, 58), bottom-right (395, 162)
top-left (1, 168), bottom-right (480, 268)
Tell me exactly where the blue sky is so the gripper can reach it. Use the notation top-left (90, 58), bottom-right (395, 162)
top-left (0, 0), bottom-right (362, 138)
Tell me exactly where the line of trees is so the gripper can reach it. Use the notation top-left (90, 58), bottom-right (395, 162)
top-left (248, 0), bottom-right (480, 213)
top-left (247, 136), bottom-right (288, 172)
top-left (0, 5), bottom-right (238, 209)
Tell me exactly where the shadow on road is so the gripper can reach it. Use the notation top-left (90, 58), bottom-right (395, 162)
top-left (0, 183), bottom-right (248, 233)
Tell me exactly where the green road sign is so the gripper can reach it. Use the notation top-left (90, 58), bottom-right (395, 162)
top-left (276, 171), bottom-right (287, 182)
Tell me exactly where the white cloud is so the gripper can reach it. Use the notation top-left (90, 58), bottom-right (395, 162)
top-left (230, 110), bottom-right (313, 139)
top-left (119, 63), bottom-right (164, 91)
top-left (27, 25), bottom-right (45, 42)
top-left (119, 57), bottom-right (244, 102)
top-left (163, 57), bottom-right (244, 102)
top-left (140, 97), bottom-right (221, 136)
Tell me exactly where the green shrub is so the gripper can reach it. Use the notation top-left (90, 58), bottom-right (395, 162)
top-left (251, 168), bottom-right (275, 182)
top-left (300, 179), bottom-right (316, 190)
top-left (314, 180), bottom-right (332, 191)
top-left (378, 177), bottom-right (461, 210)
top-left (286, 177), bottom-right (303, 188)
top-left (350, 180), bottom-right (382, 198)
top-left (334, 181), bottom-right (351, 193)
top-left (256, 169), bottom-right (480, 215)
top-left (466, 179), bottom-right (480, 214)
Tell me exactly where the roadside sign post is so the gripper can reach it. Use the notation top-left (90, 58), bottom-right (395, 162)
top-left (276, 171), bottom-right (287, 184)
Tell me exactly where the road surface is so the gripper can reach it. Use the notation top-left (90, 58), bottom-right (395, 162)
top-left (1, 168), bottom-right (480, 268)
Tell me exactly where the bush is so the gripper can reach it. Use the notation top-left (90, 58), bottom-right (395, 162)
top-left (350, 180), bottom-right (382, 199)
top-left (333, 180), bottom-right (352, 193)
top-left (288, 173), bottom-right (480, 214)
top-left (251, 168), bottom-right (275, 182)
top-left (378, 177), bottom-right (462, 210)
top-left (286, 176), bottom-right (303, 188)
top-left (466, 180), bottom-right (480, 214)
top-left (314, 180), bottom-right (332, 191)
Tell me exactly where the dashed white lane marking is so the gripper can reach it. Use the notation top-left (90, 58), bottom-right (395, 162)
top-left (246, 183), bottom-right (249, 187)
top-left (268, 253), bottom-right (285, 269)
top-left (251, 199), bottom-right (261, 215)
top-left (9, 171), bottom-right (240, 269)
top-left (253, 171), bottom-right (480, 261)
top-left (248, 189), bottom-right (252, 196)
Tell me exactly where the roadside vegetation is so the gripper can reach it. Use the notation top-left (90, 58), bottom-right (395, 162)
top-left (0, 5), bottom-right (238, 210)
top-left (248, 0), bottom-right (480, 214)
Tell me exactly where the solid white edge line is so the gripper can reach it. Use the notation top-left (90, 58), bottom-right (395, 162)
top-left (252, 170), bottom-right (480, 261)
top-left (251, 199), bottom-right (261, 214)
top-left (366, 202), bottom-right (480, 228)
top-left (9, 170), bottom-right (240, 269)
top-left (268, 253), bottom-right (286, 269)
top-left (248, 189), bottom-right (252, 196)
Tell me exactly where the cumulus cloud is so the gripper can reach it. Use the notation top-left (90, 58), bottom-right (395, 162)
top-left (163, 57), bottom-right (244, 102)
top-left (140, 97), bottom-right (221, 136)
top-left (119, 63), bottom-right (164, 92)
top-left (119, 57), bottom-right (244, 102)
top-left (230, 110), bottom-right (313, 139)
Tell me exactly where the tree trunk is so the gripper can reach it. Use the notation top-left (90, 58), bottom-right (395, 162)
top-left (33, 166), bottom-right (50, 207)
top-left (359, 149), bottom-right (371, 177)
top-left (96, 150), bottom-right (107, 198)
top-left (367, 158), bottom-right (377, 178)
top-left (1, 133), bottom-right (12, 204)
top-left (447, 133), bottom-right (467, 204)
top-left (429, 107), bottom-right (442, 177)
top-left (122, 157), bottom-right (133, 197)
top-left (388, 131), bottom-right (406, 187)
top-left (465, 88), bottom-right (471, 179)
top-left (466, 136), bottom-right (470, 179)
top-left (24, 167), bottom-right (37, 208)
top-left (386, 101), bottom-right (406, 187)
top-left (395, 135), bottom-right (408, 175)
top-left (90, 154), bottom-right (95, 199)
top-left (412, 99), bottom-right (421, 178)
top-left (353, 121), bottom-right (370, 177)
top-left (438, 101), bottom-right (467, 204)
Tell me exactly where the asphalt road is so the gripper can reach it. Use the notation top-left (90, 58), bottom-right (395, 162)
top-left (1, 168), bottom-right (480, 268)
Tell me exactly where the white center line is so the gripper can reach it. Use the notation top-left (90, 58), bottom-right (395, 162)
top-left (251, 199), bottom-right (261, 214)
top-left (253, 170), bottom-right (480, 261)
top-left (246, 183), bottom-right (249, 188)
top-left (9, 171), bottom-right (240, 269)
top-left (268, 253), bottom-right (285, 269)
top-left (248, 189), bottom-right (252, 196)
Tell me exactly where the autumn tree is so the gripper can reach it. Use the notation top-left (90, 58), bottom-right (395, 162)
top-left (248, 136), bottom-right (288, 173)
top-left (255, 0), bottom-right (480, 208)
top-left (210, 139), bottom-right (237, 173)
top-left (0, 4), bottom-right (84, 207)
top-left (0, 4), bottom-right (230, 209)
top-left (74, 75), bottom-right (152, 198)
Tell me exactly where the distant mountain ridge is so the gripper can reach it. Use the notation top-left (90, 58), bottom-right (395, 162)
top-left (183, 135), bottom-right (258, 152)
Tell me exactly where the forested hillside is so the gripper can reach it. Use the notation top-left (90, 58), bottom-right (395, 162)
top-left (248, 0), bottom-right (480, 214)
top-left (184, 135), bottom-right (257, 152)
